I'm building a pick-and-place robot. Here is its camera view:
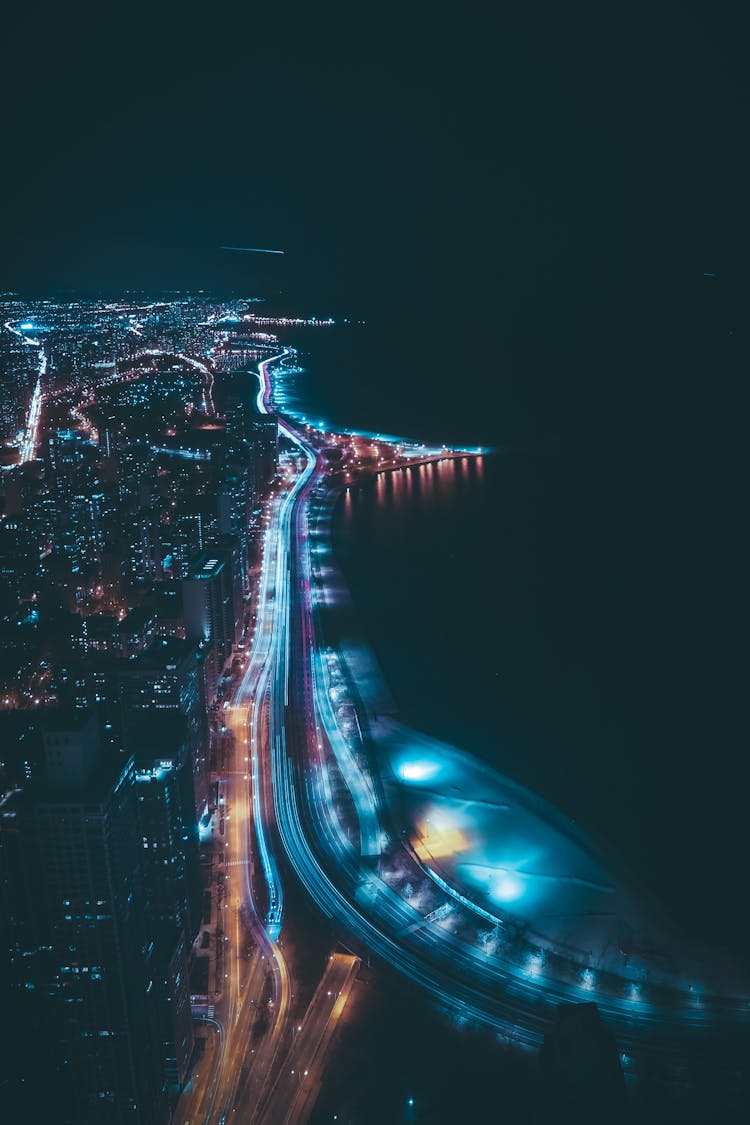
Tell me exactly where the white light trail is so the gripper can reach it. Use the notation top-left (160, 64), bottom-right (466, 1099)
top-left (220, 245), bottom-right (285, 255)
top-left (18, 350), bottom-right (46, 464)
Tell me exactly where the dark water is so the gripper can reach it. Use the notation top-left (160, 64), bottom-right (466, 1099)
top-left (279, 307), bottom-right (748, 966)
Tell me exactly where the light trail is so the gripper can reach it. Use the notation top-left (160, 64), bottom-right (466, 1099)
top-left (311, 642), bottom-right (381, 856)
top-left (18, 351), bottom-right (46, 463)
top-left (256, 361), bottom-right (553, 1034)
top-left (178, 342), bottom-right (750, 1119)
top-left (3, 322), bottom-right (47, 467)
top-left (257, 952), bottom-right (359, 1125)
top-left (177, 425), bottom-right (298, 1122)
top-left (4, 320), bottom-right (41, 346)
top-left (244, 347), bottom-right (750, 1090)
top-left (220, 245), bottom-right (285, 255)
top-left (251, 364), bottom-right (549, 1039)
top-left (256, 352), bottom-right (285, 417)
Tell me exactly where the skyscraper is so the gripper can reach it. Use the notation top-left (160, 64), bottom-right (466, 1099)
top-left (0, 713), bottom-right (169, 1123)
top-left (118, 638), bottom-right (210, 818)
top-left (251, 415), bottom-right (278, 484)
top-left (134, 722), bottom-right (202, 943)
top-left (181, 543), bottom-right (242, 668)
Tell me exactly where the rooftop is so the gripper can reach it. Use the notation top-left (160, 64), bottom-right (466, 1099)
top-left (130, 636), bottom-right (197, 673)
top-left (187, 552), bottom-right (226, 580)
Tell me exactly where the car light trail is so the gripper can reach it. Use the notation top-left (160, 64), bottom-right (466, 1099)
top-left (251, 358), bottom-right (550, 1040)
top-left (18, 350), bottom-right (46, 463)
top-left (231, 346), bottom-right (750, 1084)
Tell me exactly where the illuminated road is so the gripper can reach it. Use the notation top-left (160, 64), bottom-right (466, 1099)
top-left (210, 554), bottom-right (293, 1123)
top-left (258, 952), bottom-right (359, 1125)
top-left (18, 351), bottom-right (45, 463)
top-left (244, 348), bottom-right (750, 1091)
top-left (3, 321), bottom-right (46, 465)
top-left (251, 355), bottom-right (559, 1038)
top-left (174, 425), bottom-right (296, 1122)
top-left (175, 694), bottom-right (283, 1125)
top-left (182, 344), bottom-right (750, 1117)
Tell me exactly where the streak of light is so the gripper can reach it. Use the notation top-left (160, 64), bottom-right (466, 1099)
top-left (220, 245), bottom-right (285, 254)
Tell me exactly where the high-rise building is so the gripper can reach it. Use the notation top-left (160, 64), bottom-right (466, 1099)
top-left (154, 927), bottom-right (194, 1092)
top-left (167, 511), bottom-right (205, 580)
top-left (0, 713), bottom-right (169, 1123)
top-left (58, 491), bottom-right (103, 573)
top-left (46, 429), bottom-right (95, 499)
top-left (133, 725), bottom-right (199, 1094)
top-left (118, 638), bottom-right (210, 817)
top-left (99, 414), bottom-right (128, 458)
top-left (113, 606), bottom-right (158, 659)
top-left (217, 461), bottom-right (253, 595)
top-left (133, 721), bottom-right (201, 943)
top-left (0, 516), bottom-right (37, 611)
top-left (251, 416), bottom-right (278, 484)
top-left (220, 370), bottom-right (276, 482)
top-left (129, 506), bottom-right (162, 582)
top-left (77, 615), bottom-right (121, 657)
top-left (116, 443), bottom-right (157, 510)
top-left (181, 543), bottom-right (242, 668)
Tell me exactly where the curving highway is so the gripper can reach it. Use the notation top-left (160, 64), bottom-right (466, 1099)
top-left (243, 349), bottom-right (750, 1091)
top-left (181, 345), bottom-right (750, 1121)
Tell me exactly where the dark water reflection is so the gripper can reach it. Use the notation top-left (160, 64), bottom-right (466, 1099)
top-left (334, 452), bottom-right (749, 963)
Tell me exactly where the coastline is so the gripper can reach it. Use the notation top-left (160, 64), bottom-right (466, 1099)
top-left (312, 461), bottom-right (750, 1001)
top-left (253, 349), bottom-right (750, 1087)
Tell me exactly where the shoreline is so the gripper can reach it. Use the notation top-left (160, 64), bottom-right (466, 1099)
top-left (310, 457), bottom-right (750, 1001)
top-left (256, 350), bottom-right (750, 1083)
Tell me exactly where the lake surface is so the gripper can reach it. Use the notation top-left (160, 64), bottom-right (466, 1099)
top-left (278, 320), bottom-right (749, 965)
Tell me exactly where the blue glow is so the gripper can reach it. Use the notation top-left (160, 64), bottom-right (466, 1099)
top-left (397, 758), bottom-right (441, 783)
top-left (525, 953), bottom-right (544, 979)
top-left (151, 445), bottom-right (211, 461)
top-left (580, 968), bottom-right (595, 992)
top-left (424, 865), bottom-right (506, 929)
top-left (491, 870), bottom-right (525, 903)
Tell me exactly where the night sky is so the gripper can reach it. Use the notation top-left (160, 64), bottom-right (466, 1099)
top-left (2, 4), bottom-right (749, 941)
top-left (2, 6), bottom-right (745, 323)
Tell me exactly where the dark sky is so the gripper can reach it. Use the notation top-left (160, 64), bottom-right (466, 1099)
top-left (2, 4), bottom-right (749, 942)
top-left (1, 4), bottom-right (747, 402)
top-left (0, 4), bottom-right (623, 311)
top-left (1, 5), bottom-right (746, 335)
